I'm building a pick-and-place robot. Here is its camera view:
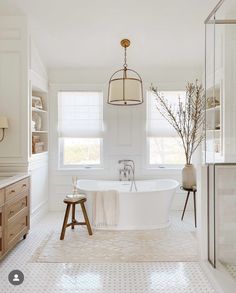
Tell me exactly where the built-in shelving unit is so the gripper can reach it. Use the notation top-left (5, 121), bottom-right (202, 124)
top-left (205, 83), bottom-right (223, 163)
top-left (31, 87), bottom-right (48, 157)
top-left (204, 24), bottom-right (236, 164)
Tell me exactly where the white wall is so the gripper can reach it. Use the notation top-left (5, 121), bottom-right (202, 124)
top-left (0, 17), bottom-right (29, 172)
top-left (48, 67), bottom-right (202, 211)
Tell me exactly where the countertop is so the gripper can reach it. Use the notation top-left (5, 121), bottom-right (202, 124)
top-left (0, 172), bottom-right (30, 189)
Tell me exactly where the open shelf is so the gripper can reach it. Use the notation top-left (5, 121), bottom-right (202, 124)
top-left (205, 81), bottom-right (223, 163)
top-left (206, 105), bottom-right (220, 112)
top-left (206, 129), bottom-right (221, 132)
top-left (31, 151), bottom-right (48, 158)
top-left (31, 88), bottom-right (48, 156)
top-left (32, 107), bottom-right (47, 113)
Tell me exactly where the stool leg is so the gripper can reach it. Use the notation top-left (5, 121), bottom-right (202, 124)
top-left (60, 204), bottom-right (71, 240)
top-left (72, 203), bottom-right (75, 229)
top-left (81, 202), bottom-right (93, 235)
top-left (181, 191), bottom-right (190, 221)
top-left (193, 191), bottom-right (197, 228)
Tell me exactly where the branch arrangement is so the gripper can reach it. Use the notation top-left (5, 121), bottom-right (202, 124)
top-left (151, 80), bottom-right (205, 165)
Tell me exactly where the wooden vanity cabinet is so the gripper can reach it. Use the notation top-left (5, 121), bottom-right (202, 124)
top-left (0, 176), bottom-right (30, 260)
top-left (0, 189), bottom-right (4, 257)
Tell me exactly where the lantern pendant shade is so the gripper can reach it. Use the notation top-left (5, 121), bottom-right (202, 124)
top-left (107, 39), bottom-right (143, 106)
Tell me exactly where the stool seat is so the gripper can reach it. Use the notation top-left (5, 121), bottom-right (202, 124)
top-left (60, 196), bottom-right (92, 240)
top-left (64, 196), bottom-right (86, 205)
top-left (65, 193), bottom-right (86, 200)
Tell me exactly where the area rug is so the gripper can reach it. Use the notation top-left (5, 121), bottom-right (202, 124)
top-left (31, 228), bottom-right (198, 263)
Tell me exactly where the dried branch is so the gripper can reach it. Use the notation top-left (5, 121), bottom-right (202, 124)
top-left (151, 80), bottom-right (205, 165)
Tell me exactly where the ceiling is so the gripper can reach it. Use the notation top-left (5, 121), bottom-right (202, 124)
top-left (0, 0), bottom-right (220, 70)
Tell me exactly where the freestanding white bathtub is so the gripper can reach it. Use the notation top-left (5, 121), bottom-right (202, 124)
top-left (77, 179), bottom-right (179, 230)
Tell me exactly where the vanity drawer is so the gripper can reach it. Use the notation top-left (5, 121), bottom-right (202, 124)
top-left (0, 206), bottom-right (3, 228)
top-left (0, 189), bottom-right (4, 206)
top-left (0, 236), bottom-right (3, 256)
top-left (5, 178), bottom-right (29, 202)
top-left (6, 211), bottom-right (28, 248)
top-left (0, 206), bottom-right (3, 237)
top-left (6, 192), bottom-right (28, 221)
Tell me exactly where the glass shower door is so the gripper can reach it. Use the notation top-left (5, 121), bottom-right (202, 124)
top-left (205, 1), bottom-right (236, 283)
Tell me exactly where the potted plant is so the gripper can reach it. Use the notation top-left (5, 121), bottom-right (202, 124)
top-left (151, 80), bottom-right (204, 189)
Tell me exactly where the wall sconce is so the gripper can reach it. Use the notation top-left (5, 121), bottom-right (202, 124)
top-left (0, 117), bottom-right (9, 142)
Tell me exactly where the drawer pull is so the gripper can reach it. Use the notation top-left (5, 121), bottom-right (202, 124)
top-left (9, 210), bottom-right (14, 215)
top-left (22, 184), bottom-right (27, 188)
top-left (10, 233), bottom-right (14, 237)
top-left (10, 190), bottom-right (15, 194)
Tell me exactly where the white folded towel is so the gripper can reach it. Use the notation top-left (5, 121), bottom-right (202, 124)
top-left (92, 190), bottom-right (119, 228)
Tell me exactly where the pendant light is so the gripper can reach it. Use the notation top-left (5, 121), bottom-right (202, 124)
top-left (107, 39), bottom-right (143, 106)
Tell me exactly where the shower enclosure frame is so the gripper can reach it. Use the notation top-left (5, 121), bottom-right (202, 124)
top-left (205, 0), bottom-right (236, 274)
top-left (206, 163), bottom-right (236, 268)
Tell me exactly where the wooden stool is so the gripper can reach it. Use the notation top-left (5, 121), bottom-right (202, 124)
top-left (181, 186), bottom-right (197, 228)
top-left (60, 196), bottom-right (93, 240)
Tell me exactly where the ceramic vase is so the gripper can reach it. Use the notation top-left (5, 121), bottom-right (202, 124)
top-left (182, 164), bottom-right (196, 189)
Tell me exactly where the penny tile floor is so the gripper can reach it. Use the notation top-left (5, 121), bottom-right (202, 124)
top-left (224, 264), bottom-right (236, 282)
top-left (0, 211), bottom-right (216, 292)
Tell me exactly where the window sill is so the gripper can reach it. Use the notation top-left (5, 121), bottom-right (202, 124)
top-left (147, 165), bottom-right (183, 169)
top-left (58, 166), bottom-right (104, 171)
top-left (145, 166), bottom-right (183, 172)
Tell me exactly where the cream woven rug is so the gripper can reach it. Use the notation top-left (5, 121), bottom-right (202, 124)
top-left (32, 228), bottom-right (197, 263)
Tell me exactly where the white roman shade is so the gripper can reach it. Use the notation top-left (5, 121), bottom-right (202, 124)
top-left (58, 91), bottom-right (103, 138)
top-left (147, 91), bottom-right (185, 137)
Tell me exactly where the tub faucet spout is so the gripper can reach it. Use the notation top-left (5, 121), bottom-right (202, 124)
top-left (118, 159), bottom-right (137, 191)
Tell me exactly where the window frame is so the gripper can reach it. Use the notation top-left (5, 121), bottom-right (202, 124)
top-left (59, 137), bottom-right (104, 170)
top-left (146, 90), bottom-right (185, 169)
top-left (58, 90), bottom-right (104, 170)
top-left (146, 137), bottom-right (185, 169)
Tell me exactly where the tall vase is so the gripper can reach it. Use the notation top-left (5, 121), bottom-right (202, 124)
top-left (182, 164), bottom-right (196, 189)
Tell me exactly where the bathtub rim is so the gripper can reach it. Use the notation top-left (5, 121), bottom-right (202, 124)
top-left (77, 179), bottom-right (179, 193)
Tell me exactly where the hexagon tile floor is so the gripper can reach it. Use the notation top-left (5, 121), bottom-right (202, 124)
top-left (0, 211), bottom-right (215, 293)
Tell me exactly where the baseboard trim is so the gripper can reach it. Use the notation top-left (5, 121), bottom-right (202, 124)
top-left (31, 200), bottom-right (48, 226)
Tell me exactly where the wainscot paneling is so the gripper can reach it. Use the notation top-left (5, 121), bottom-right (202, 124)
top-left (0, 17), bottom-right (29, 167)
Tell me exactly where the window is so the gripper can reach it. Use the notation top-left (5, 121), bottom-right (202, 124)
top-left (58, 91), bottom-right (103, 168)
top-left (147, 91), bottom-right (185, 167)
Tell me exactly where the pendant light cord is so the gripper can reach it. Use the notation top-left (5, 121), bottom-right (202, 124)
top-left (123, 47), bottom-right (128, 69)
